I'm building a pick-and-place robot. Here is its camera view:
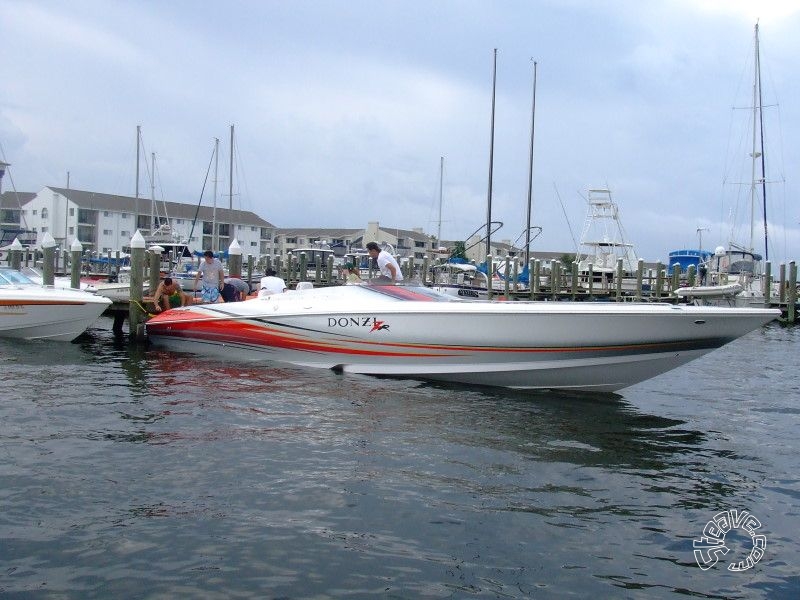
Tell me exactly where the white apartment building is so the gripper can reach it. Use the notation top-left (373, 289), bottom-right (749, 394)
top-left (13, 187), bottom-right (276, 256)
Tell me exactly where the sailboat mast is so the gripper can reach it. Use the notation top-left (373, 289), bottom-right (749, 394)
top-left (524, 60), bottom-right (538, 265)
top-left (229, 124), bottom-right (234, 246)
top-left (213, 138), bottom-right (219, 251)
top-left (437, 156), bottom-right (443, 249)
top-left (485, 49), bottom-right (497, 262)
top-left (748, 26), bottom-right (759, 252)
top-left (150, 152), bottom-right (156, 232)
top-left (755, 23), bottom-right (769, 261)
top-left (135, 125), bottom-right (141, 233)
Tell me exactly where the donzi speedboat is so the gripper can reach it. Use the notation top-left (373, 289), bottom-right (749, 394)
top-left (0, 266), bottom-right (111, 341)
top-left (145, 284), bottom-right (779, 392)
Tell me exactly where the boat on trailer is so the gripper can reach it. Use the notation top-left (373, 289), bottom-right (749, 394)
top-left (145, 283), bottom-right (778, 393)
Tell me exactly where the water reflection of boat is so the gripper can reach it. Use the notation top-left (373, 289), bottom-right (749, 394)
top-left (0, 266), bottom-right (111, 341)
top-left (146, 283), bottom-right (778, 393)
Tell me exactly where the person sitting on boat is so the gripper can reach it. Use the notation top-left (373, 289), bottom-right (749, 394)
top-left (152, 277), bottom-right (191, 312)
top-left (223, 276), bottom-right (250, 301)
top-left (194, 250), bottom-right (225, 304)
top-left (366, 242), bottom-right (403, 283)
top-left (259, 268), bottom-right (287, 297)
top-left (340, 263), bottom-right (362, 284)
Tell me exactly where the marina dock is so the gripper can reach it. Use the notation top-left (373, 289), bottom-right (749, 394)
top-left (4, 242), bottom-right (798, 337)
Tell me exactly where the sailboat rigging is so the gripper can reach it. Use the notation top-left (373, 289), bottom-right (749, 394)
top-left (753, 22), bottom-right (768, 261)
top-left (523, 59), bottom-right (537, 265)
top-left (485, 48), bottom-right (498, 262)
top-left (679, 23), bottom-right (783, 307)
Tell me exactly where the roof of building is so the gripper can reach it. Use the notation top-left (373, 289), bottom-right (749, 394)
top-left (377, 226), bottom-right (433, 243)
top-left (275, 227), bottom-right (363, 240)
top-left (0, 191), bottom-right (37, 208)
top-left (42, 187), bottom-right (276, 228)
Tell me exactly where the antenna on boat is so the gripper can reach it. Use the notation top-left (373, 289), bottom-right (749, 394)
top-left (524, 59), bottom-right (538, 265)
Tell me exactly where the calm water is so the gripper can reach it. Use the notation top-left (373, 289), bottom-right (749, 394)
top-left (0, 317), bottom-right (798, 599)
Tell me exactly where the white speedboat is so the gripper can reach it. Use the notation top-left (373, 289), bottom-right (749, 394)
top-left (0, 267), bottom-right (112, 341)
top-left (145, 283), bottom-right (779, 393)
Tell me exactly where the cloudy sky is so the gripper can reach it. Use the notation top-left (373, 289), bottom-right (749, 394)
top-left (1, 0), bottom-right (798, 262)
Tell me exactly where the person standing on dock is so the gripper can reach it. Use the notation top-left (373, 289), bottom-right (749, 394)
top-left (366, 242), bottom-right (403, 283)
top-left (194, 250), bottom-right (225, 304)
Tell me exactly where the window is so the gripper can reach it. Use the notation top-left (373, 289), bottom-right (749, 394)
top-left (121, 231), bottom-right (130, 238)
top-left (41, 208), bottom-right (49, 219)
top-left (104, 211), bottom-right (110, 217)
top-left (68, 227), bottom-right (74, 235)
top-left (69, 208), bottom-right (75, 216)
top-left (176, 219), bottom-right (183, 224)
top-left (251, 241), bottom-right (257, 247)
top-left (251, 227), bottom-right (256, 232)
top-left (121, 213), bottom-right (128, 219)
top-left (32, 209), bottom-right (37, 216)
top-left (103, 229), bottom-right (112, 235)
top-left (41, 226), bottom-right (48, 232)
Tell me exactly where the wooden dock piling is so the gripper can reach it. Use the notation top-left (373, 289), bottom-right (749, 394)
top-left (228, 240), bottom-right (243, 278)
top-left (70, 239), bottom-right (82, 289)
top-left (128, 231), bottom-right (147, 340)
top-left (42, 233), bottom-right (56, 286)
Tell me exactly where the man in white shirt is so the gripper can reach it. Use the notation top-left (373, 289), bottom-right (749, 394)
top-left (259, 268), bottom-right (287, 296)
top-left (366, 242), bottom-right (403, 283)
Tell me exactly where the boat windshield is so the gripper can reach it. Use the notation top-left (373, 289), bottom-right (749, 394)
top-left (363, 283), bottom-right (459, 302)
top-left (0, 268), bottom-right (36, 286)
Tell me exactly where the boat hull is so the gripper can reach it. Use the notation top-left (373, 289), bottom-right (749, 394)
top-left (0, 291), bottom-right (111, 341)
top-left (145, 286), bottom-right (779, 392)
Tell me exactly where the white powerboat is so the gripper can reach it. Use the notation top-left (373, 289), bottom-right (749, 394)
top-left (145, 283), bottom-right (779, 393)
top-left (0, 267), bottom-right (112, 341)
